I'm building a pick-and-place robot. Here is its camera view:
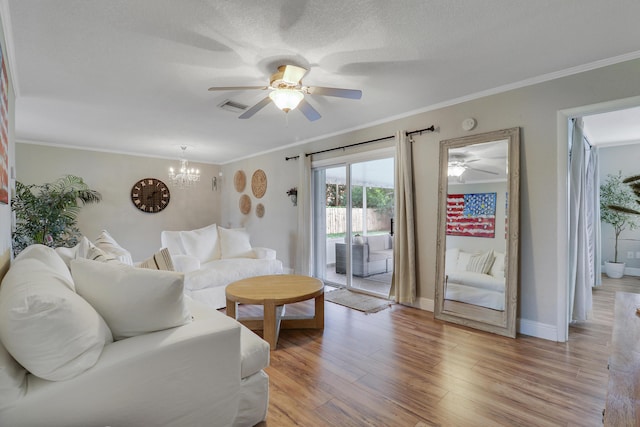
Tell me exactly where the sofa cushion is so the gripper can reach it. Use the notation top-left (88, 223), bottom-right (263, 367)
top-left (94, 230), bottom-right (134, 265)
top-left (179, 223), bottom-right (221, 262)
top-left (186, 297), bottom-right (269, 378)
top-left (161, 229), bottom-right (185, 256)
top-left (71, 258), bottom-right (191, 340)
top-left (367, 234), bottom-right (389, 252)
top-left (0, 338), bottom-right (27, 409)
top-left (218, 227), bottom-right (254, 259)
top-left (138, 247), bottom-right (175, 271)
top-left (0, 245), bottom-right (113, 381)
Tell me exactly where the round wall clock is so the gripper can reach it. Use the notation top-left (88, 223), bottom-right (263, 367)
top-left (131, 178), bottom-right (170, 213)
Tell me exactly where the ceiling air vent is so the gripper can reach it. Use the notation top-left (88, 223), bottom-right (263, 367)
top-left (218, 99), bottom-right (248, 113)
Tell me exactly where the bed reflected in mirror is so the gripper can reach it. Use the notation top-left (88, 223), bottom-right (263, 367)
top-left (435, 128), bottom-right (519, 338)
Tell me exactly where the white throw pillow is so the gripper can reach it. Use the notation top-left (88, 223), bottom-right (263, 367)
top-left (161, 230), bottom-right (185, 256)
top-left (0, 245), bottom-right (113, 381)
top-left (138, 248), bottom-right (175, 271)
top-left (74, 236), bottom-right (122, 264)
top-left (467, 250), bottom-right (495, 274)
top-left (179, 223), bottom-right (220, 262)
top-left (54, 243), bottom-right (79, 268)
top-left (455, 251), bottom-right (474, 272)
top-left (71, 259), bottom-right (191, 340)
top-left (490, 251), bottom-right (506, 279)
top-left (94, 230), bottom-right (134, 265)
top-left (218, 227), bottom-right (254, 259)
top-left (444, 248), bottom-right (460, 274)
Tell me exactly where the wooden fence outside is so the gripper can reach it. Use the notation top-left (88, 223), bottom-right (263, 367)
top-left (326, 207), bottom-right (391, 234)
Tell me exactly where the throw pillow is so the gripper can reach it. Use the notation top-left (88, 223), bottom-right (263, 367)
top-left (179, 223), bottom-right (220, 262)
top-left (138, 248), bottom-right (175, 271)
top-left (94, 230), bottom-right (134, 265)
top-left (490, 251), bottom-right (506, 279)
top-left (71, 259), bottom-right (191, 340)
top-left (160, 230), bottom-right (185, 256)
top-left (218, 227), bottom-right (254, 259)
top-left (466, 250), bottom-right (495, 274)
top-left (0, 245), bottom-right (113, 381)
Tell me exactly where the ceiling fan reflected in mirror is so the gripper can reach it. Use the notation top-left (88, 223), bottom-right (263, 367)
top-left (447, 154), bottom-right (499, 177)
top-left (208, 65), bottom-right (362, 121)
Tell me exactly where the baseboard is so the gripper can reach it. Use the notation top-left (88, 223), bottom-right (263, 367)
top-left (405, 298), bottom-right (559, 341)
top-left (407, 296), bottom-right (434, 312)
top-left (517, 318), bottom-right (558, 341)
top-left (625, 267), bottom-right (640, 277)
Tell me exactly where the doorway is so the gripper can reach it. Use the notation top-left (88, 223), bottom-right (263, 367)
top-left (561, 98), bottom-right (640, 341)
top-left (311, 152), bottom-right (395, 297)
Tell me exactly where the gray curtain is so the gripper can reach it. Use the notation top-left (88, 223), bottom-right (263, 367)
top-left (390, 131), bottom-right (417, 303)
top-left (296, 153), bottom-right (312, 275)
top-left (569, 118), bottom-right (595, 321)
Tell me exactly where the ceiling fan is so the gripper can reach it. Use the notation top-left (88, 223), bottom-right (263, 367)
top-left (208, 64), bottom-right (362, 121)
top-left (448, 154), bottom-right (499, 177)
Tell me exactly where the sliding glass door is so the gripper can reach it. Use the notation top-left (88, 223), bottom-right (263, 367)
top-left (312, 152), bottom-right (394, 297)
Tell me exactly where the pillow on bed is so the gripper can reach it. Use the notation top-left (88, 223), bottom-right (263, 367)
top-left (94, 230), bottom-right (133, 265)
top-left (466, 250), bottom-right (495, 274)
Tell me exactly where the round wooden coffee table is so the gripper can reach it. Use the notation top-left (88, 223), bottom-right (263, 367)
top-left (225, 275), bottom-right (324, 350)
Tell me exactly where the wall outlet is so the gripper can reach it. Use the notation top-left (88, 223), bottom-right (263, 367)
top-left (628, 251), bottom-right (635, 259)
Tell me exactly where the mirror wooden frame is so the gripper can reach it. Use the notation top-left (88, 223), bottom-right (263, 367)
top-left (434, 127), bottom-right (520, 338)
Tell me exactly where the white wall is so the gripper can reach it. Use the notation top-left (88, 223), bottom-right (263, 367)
top-left (598, 142), bottom-right (640, 268)
top-left (15, 144), bottom-right (221, 260)
top-left (220, 58), bottom-right (640, 340)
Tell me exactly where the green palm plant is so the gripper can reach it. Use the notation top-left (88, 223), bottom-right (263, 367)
top-left (11, 175), bottom-right (101, 255)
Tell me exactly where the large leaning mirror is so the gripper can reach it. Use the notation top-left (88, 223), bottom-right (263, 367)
top-left (434, 127), bottom-right (520, 338)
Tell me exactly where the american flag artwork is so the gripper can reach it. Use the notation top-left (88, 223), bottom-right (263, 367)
top-left (446, 193), bottom-right (497, 238)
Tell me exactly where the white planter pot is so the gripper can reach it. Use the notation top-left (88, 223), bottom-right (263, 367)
top-left (604, 261), bottom-right (626, 279)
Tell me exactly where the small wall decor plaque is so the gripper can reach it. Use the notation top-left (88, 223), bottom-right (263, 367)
top-left (234, 170), bottom-right (246, 193)
top-left (239, 194), bottom-right (251, 215)
top-left (251, 169), bottom-right (267, 198)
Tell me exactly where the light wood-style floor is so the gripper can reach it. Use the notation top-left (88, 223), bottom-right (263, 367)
top-left (233, 275), bottom-right (640, 426)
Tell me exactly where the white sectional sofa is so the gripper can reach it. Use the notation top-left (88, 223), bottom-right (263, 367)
top-left (162, 224), bottom-right (284, 309)
top-left (0, 244), bottom-right (270, 427)
top-left (444, 248), bottom-right (506, 310)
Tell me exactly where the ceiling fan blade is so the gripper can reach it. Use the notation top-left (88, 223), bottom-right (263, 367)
top-left (297, 99), bottom-right (321, 121)
top-left (238, 97), bottom-right (272, 119)
top-left (208, 86), bottom-right (268, 91)
top-left (281, 65), bottom-right (307, 84)
top-left (468, 167), bottom-right (499, 175)
top-left (307, 86), bottom-right (362, 99)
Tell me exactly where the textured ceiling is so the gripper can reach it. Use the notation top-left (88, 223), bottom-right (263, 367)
top-left (5, 0), bottom-right (640, 164)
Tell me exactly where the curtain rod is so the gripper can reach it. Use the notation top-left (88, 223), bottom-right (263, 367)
top-left (284, 125), bottom-right (435, 160)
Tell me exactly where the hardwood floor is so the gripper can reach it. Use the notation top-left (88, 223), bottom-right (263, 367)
top-left (237, 275), bottom-right (640, 426)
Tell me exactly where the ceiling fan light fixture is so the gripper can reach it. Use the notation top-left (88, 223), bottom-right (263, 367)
top-left (269, 89), bottom-right (304, 113)
top-left (448, 164), bottom-right (466, 177)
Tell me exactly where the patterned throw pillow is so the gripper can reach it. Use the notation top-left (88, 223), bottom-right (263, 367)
top-left (138, 248), bottom-right (175, 271)
top-left (466, 250), bottom-right (495, 274)
top-left (94, 230), bottom-right (133, 265)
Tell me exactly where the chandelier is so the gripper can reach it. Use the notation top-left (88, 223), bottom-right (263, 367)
top-left (168, 146), bottom-right (200, 188)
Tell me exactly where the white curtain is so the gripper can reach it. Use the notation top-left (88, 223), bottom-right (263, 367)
top-left (390, 131), bottom-right (417, 303)
top-left (296, 153), bottom-right (312, 276)
top-left (569, 118), bottom-right (596, 321)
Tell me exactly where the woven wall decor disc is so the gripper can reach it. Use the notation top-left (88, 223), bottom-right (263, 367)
top-left (251, 169), bottom-right (267, 198)
top-left (239, 194), bottom-right (251, 215)
top-left (234, 170), bottom-right (246, 193)
top-left (256, 203), bottom-right (265, 218)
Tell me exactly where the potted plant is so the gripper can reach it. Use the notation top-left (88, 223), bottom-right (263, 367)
top-left (600, 171), bottom-right (639, 278)
top-left (11, 175), bottom-right (101, 255)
